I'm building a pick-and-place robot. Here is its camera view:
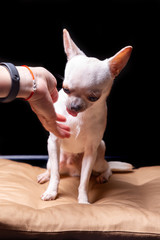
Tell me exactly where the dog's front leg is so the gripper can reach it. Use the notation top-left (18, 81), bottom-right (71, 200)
top-left (78, 148), bottom-right (97, 204)
top-left (41, 135), bottom-right (60, 201)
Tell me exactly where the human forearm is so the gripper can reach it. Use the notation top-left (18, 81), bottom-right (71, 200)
top-left (0, 65), bottom-right (33, 99)
top-left (0, 66), bottom-right (12, 97)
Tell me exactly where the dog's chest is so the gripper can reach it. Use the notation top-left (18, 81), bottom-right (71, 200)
top-left (70, 117), bottom-right (83, 138)
top-left (61, 116), bottom-right (87, 153)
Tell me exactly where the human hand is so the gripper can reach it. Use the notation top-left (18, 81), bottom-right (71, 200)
top-left (17, 66), bottom-right (70, 138)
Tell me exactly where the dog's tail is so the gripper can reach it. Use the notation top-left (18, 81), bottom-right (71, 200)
top-left (108, 161), bottom-right (133, 172)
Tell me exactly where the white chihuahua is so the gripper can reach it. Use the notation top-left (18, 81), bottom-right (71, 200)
top-left (37, 29), bottom-right (133, 204)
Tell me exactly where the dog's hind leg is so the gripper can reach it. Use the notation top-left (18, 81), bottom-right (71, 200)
top-left (37, 170), bottom-right (50, 184)
top-left (93, 140), bottom-right (112, 184)
top-left (37, 161), bottom-right (50, 184)
top-left (37, 157), bottom-right (51, 184)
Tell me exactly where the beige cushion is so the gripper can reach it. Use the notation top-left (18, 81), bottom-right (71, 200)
top-left (0, 159), bottom-right (160, 239)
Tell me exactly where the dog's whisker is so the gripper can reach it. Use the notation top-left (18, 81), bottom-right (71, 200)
top-left (54, 73), bottom-right (64, 81)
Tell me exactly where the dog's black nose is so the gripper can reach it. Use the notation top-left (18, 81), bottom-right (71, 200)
top-left (71, 103), bottom-right (82, 112)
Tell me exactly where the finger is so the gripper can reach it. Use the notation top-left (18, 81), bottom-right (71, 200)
top-left (57, 122), bottom-right (70, 132)
top-left (56, 125), bottom-right (71, 139)
top-left (59, 130), bottom-right (70, 139)
top-left (36, 112), bottom-right (70, 138)
top-left (56, 113), bottom-right (67, 122)
top-left (44, 122), bottom-right (70, 139)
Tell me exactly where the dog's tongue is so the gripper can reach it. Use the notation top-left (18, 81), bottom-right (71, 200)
top-left (66, 108), bottom-right (78, 117)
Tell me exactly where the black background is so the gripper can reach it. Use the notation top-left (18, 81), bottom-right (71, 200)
top-left (0, 0), bottom-right (159, 168)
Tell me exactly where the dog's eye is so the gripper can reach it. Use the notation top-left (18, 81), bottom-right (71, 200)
top-left (63, 88), bottom-right (71, 94)
top-left (88, 96), bottom-right (99, 102)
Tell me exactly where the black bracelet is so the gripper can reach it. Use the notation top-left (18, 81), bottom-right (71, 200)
top-left (0, 62), bottom-right (20, 103)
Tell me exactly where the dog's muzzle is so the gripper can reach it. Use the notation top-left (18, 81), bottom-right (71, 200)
top-left (66, 98), bottom-right (86, 117)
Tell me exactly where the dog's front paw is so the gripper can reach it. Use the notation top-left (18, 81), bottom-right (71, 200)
top-left (78, 194), bottom-right (90, 204)
top-left (78, 199), bottom-right (90, 204)
top-left (41, 191), bottom-right (57, 201)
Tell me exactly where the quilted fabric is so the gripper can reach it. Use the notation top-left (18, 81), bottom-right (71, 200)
top-left (0, 159), bottom-right (160, 239)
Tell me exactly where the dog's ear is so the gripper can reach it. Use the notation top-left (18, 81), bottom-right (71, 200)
top-left (63, 29), bottom-right (85, 60)
top-left (108, 46), bottom-right (133, 77)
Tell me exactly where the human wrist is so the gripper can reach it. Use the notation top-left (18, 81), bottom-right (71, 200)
top-left (16, 66), bottom-right (34, 99)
